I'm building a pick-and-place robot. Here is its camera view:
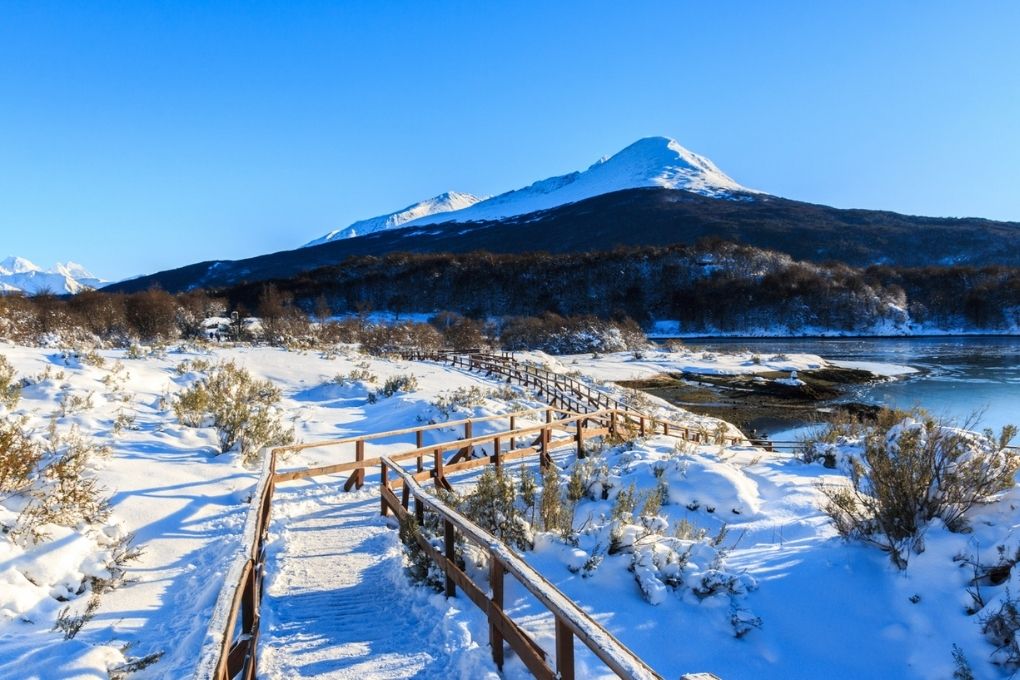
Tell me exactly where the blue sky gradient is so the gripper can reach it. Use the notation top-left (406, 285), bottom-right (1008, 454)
top-left (2, 1), bottom-right (1018, 279)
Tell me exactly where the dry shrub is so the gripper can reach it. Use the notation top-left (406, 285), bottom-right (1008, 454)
top-left (18, 424), bottom-right (112, 539)
top-left (361, 322), bottom-right (442, 356)
top-left (0, 416), bottom-right (40, 496)
top-left (429, 312), bottom-right (487, 351)
top-left (256, 283), bottom-right (312, 345)
top-left (124, 288), bottom-right (179, 342)
top-left (317, 318), bottom-right (368, 345)
top-left (822, 411), bottom-right (1019, 568)
top-left (173, 361), bottom-right (293, 460)
top-left (53, 595), bottom-right (101, 640)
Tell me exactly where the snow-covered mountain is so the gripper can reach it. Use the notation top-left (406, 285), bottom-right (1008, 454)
top-left (0, 256), bottom-right (105, 295)
top-left (406, 136), bottom-right (758, 227)
top-left (304, 191), bottom-right (483, 247)
top-left (303, 136), bottom-right (756, 246)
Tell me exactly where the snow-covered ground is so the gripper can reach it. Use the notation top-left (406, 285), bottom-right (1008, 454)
top-left (490, 436), bottom-right (1018, 679)
top-left (0, 343), bottom-right (545, 678)
top-left (0, 341), bottom-right (1014, 679)
top-left (514, 348), bottom-right (917, 382)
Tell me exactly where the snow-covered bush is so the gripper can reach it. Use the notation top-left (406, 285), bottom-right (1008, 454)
top-left (333, 367), bottom-right (378, 385)
top-left (499, 314), bottom-right (647, 354)
top-left (0, 354), bottom-right (20, 409)
top-left (459, 467), bottom-right (533, 551)
top-left (173, 361), bottom-right (293, 461)
top-left (540, 463), bottom-right (571, 535)
top-left (981, 589), bottom-right (1020, 669)
top-left (379, 373), bottom-right (419, 398)
top-left (821, 411), bottom-right (1019, 568)
top-left (397, 514), bottom-right (446, 592)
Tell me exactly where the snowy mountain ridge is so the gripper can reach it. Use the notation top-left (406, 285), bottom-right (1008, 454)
top-left (304, 191), bottom-right (483, 247)
top-left (303, 136), bottom-right (759, 245)
top-left (0, 256), bottom-right (105, 295)
top-left (407, 136), bottom-right (759, 227)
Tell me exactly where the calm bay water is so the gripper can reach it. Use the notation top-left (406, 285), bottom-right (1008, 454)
top-left (683, 337), bottom-right (1020, 438)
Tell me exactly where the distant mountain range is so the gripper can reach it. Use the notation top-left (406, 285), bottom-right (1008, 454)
top-left (0, 257), bottom-right (104, 295)
top-left (104, 136), bottom-right (1020, 294)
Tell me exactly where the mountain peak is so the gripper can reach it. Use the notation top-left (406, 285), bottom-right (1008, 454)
top-left (0, 256), bottom-right (104, 295)
top-left (0, 256), bottom-right (42, 275)
top-left (587, 136), bottom-right (755, 196)
top-left (304, 191), bottom-right (484, 247)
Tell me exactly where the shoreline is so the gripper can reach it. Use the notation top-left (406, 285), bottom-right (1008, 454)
top-left (618, 365), bottom-right (895, 439)
top-left (651, 332), bottom-right (1020, 340)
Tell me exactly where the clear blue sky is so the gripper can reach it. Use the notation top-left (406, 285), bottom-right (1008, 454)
top-left (2, 1), bottom-right (1018, 280)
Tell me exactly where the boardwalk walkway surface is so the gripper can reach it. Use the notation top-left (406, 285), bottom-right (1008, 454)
top-left (256, 482), bottom-right (494, 679)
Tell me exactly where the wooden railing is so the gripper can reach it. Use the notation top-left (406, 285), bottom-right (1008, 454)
top-left (416, 350), bottom-right (746, 447)
top-left (194, 350), bottom-right (739, 680)
top-left (380, 456), bottom-right (661, 680)
top-left (193, 450), bottom-right (277, 680)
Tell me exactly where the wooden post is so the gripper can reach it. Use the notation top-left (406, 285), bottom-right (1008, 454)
top-left (343, 439), bottom-right (365, 491)
top-left (541, 426), bottom-right (551, 468)
top-left (444, 519), bottom-right (456, 598)
top-left (555, 618), bottom-right (575, 680)
top-left (356, 439), bottom-right (365, 488)
top-left (610, 410), bottom-right (617, 438)
top-left (575, 419), bottom-right (585, 459)
top-left (416, 429), bottom-right (424, 473)
top-left (434, 447), bottom-right (444, 486)
top-left (489, 559), bottom-right (505, 669)
top-left (464, 420), bottom-right (473, 447)
top-left (494, 436), bottom-right (502, 470)
top-left (509, 415), bottom-right (516, 450)
top-left (639, 416), bottom-right (646, 437)
top-left (415, 494), bottom-right (424, 525)
top-left (380, 463), bottom-right (389, 516)
top-left (663, 422), bottom-right (670, 436)
top-left (401, 482), bottom-right (410, 511)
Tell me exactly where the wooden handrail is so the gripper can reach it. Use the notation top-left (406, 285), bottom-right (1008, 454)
top-left (381, 456), bottom-right (662, 680)
top-left (272, 405), bottom-right (573, 455)
top-left (194, 449), bottom-right (276, 680)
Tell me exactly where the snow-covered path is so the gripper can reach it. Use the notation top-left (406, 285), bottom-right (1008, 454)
top-left (257, 480), bottom-right (500, 680)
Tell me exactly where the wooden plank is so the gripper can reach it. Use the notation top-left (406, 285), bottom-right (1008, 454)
top-left (274, 458), bottom-right (363, 483)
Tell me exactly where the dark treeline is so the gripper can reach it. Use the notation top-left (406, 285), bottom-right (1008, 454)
top-left (223, 241), bottom-right (1020, 333)
top-left (2, 241), bottom-right (1018, 346)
